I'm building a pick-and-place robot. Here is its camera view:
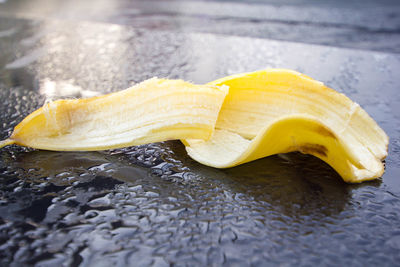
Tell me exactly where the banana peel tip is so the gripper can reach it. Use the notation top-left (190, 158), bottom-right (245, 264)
top-left (0, 139), bottom-right (15, 148)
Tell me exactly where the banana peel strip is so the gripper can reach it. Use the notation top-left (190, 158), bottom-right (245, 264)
top-left (0, 69), bottom-right (389, 183)
top-left (0, 78), bottom-right (229, 151)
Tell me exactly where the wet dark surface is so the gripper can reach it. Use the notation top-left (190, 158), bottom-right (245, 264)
top-left (1, 0), bottom-right (400, 53)
top-left (1, 1), bottom-right (400, 266)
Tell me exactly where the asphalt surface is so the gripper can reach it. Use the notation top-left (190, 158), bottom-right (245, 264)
top-left (1, 0), bottom-right (400, 53)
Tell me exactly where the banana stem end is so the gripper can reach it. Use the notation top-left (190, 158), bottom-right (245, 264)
top-left (0, 139), bottom-right (15, 148)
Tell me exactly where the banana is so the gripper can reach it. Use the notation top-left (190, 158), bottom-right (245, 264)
top-left (183, 69), bottom-right (388, 183)
top-left (0, 69), bottom-right (388, 183)
top-left (0, 78), bottom-right (228, 151)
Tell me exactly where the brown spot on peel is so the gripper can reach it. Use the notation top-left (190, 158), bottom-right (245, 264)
top-left (315, 125), bottom-right (337, 140)
top-left (298, 144), bottom-right (328, 157)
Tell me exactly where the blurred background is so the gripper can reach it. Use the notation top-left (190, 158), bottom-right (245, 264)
top-left (1, 0), bottom-right (400, 53)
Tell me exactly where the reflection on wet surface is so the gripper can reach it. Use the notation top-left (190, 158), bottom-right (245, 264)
top-left (0, 9), bottom-right (400, 267)
top-left (1, 0), bottom-right (400, 53)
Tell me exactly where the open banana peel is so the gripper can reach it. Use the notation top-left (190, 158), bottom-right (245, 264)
top-left (0, 69), bottom-right (388, 183)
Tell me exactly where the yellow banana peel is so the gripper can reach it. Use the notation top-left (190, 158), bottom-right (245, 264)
top-left (0, 78), bottom-right (228, 151)
top-left (185, 69), bottom-right (388, 183)
top-left (0, 69), bottom-right (388, 183)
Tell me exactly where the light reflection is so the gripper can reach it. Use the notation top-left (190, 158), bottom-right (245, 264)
top-left (40, 78), bottom-right (100, 99)
top-left (31, 18), bottom-right (131, 95)
top-left (9, 0), bottom-right (132, 95)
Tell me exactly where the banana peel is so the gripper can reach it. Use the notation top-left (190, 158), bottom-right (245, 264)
top-left (184, 69), bottom-right (388, 183)
top-left (0, 78), bottom-right (228, 151)
top-left (0, 69), bottom-right (388, 183)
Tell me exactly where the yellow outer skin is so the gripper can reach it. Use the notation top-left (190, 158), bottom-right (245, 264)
top-left (183, 69), bottom-right (388, 183)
